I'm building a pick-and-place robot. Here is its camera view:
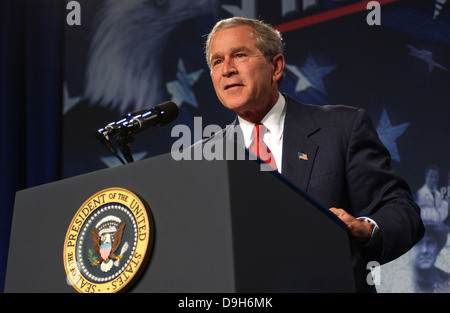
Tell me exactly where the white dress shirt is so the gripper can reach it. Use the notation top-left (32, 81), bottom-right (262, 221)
top-left (237, 92), bottom-right (286, 173)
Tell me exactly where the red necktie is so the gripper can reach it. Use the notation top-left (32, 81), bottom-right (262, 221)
top-left (249, 123), bottom-right (278, 171)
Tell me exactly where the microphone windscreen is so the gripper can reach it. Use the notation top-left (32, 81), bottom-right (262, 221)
top-left (154, 101), bottom-right (179, 125)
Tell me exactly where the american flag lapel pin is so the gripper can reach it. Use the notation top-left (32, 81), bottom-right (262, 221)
top-left (298, 152), bottom-right (308, 160)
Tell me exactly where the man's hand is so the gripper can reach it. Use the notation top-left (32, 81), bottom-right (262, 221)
top-left (329, 207), bottom-right (373, 244)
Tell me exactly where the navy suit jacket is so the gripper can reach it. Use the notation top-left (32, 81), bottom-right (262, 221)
top-left (204, 94), bottom-right (424, 292)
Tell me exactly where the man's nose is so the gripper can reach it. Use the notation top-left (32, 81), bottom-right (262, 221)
top-left (222, 58), bottom-right (237, 77)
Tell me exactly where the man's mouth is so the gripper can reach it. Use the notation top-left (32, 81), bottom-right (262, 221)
top-left (225, 83), bottom-right (243, 90)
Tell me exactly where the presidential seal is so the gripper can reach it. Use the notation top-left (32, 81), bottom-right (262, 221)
top-left (63, 187), bottom-right (154, 293)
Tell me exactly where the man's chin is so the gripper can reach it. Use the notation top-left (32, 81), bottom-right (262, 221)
top-left (416, 259), bottom-right (435, 270)
top-left (221, 100), bottom-right (248, 113)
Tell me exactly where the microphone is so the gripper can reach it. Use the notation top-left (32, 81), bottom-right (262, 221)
top-left (95, 101), bottom-right (179, 164)
top-left (96, 101), bottom-right (179, 139)
top-left (122, 101), bottom-right (179, 134)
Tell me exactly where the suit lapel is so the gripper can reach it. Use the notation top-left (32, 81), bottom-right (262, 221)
top-left (222, 96), bottom-right (320, 193)
top-left (281, 95), bottom-right (320, 192)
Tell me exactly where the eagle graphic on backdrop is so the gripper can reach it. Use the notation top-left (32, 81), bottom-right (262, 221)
top-left (90, 216), bottom-right (127, 272)
top-left (83, 0), bottom-right (220, 115)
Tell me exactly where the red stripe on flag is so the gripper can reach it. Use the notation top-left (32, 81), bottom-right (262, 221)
top-left (274, 0), bottom-right (401, 33)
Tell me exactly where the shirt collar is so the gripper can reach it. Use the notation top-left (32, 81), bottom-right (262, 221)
top-left (238, 92), bottom-right (286, 146)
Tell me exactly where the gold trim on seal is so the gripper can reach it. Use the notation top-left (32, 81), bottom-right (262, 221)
top-left (63, 187), bottom-right (153, 293)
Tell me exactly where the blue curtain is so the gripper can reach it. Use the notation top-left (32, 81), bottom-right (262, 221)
top-left (0, 0), bottom-right (64, 292)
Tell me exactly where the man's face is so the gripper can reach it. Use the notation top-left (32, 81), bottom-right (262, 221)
top-left (209, 25), bottom-right (283, 122)
top-left (425, 169), bottom-right (439, 190)
top-left (413, 236), bottom-right (438, 270)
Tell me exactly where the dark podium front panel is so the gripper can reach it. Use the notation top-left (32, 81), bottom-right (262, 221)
top-left (5, 153), bottom-right (355, 292)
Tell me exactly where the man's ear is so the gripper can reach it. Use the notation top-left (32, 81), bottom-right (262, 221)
top-left (272, 54), bottom-right (285, 81)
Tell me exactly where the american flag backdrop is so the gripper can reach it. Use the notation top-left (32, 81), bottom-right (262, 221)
top-left (62, 0), bottom-right (450, 292)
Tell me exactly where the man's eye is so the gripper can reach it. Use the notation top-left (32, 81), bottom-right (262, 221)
top-left (212, 59), bottom-right (222, 66)
top-left (235, 53), bottom-right (245, 58)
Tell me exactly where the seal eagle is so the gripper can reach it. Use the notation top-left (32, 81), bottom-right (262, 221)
top-left (90, 215), bottom-right (126, 272)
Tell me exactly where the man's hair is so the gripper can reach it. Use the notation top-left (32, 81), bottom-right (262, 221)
top-left (205, 17), bottom-right (285, 86)
top-left (425, 164), bottom-right (440, 176)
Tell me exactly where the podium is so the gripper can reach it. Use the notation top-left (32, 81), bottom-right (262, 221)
top-left (5, 152), bottom-right (355, 292)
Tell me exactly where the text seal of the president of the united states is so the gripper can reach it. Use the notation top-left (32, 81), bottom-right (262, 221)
top-left (63, 187), bottom-right (154, 293)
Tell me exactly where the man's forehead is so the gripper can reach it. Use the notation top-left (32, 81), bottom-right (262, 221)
top-left (210, 27), bottom-right (258, 55)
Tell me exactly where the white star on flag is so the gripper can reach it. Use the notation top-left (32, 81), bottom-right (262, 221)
top-left (286, 53), bottom-right (336, 95)
top-left (407, 45), bottom-right (447, 73)
top-left (166, 58), bottom-right (203, 108)
top-left (63, 82), bottom-right (82, 114)
top-left (376, 109), bottom-right (410, 162)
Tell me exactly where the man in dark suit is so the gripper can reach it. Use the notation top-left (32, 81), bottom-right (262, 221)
top-left (204, 16), bottom-right (424, 292)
